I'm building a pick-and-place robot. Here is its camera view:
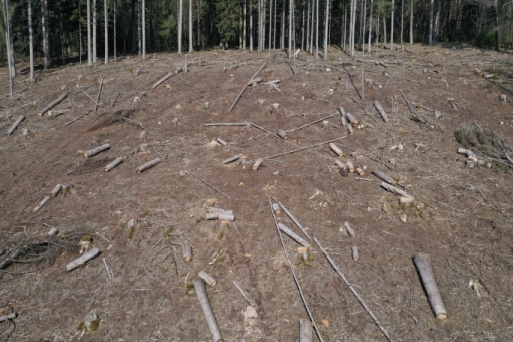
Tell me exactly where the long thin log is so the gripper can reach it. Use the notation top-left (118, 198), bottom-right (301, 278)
top-left (233, 281), bottom-right (258, 309)
top-left (269, 198), bottom-right (324, 342)
top-left (228, 60), bottom-right (267, 113)
top-left (66, 247), bottom-right (100, 271)
top-left (299, 319), bottom-right (313, 342)
top-left (413, 253), bottom-right (448, 320)
top-left (278, 202), bottom-right (312, 240)
top-left (262, 137), bottom-right (346, 160)
top-left (222, 154), bottom-right (241, 164)
top-left (380, 181), bottom-right (412, 198)
top-left (84, 143), bottom-right (111, 158)
top-left (152, 72), bottom-right (174, 89)
top-left (313, 236), bottom-right (392, 342)
top-left (135, 158), bottom-right (161, 173)
top-left (198, 270), bottom-right (217, 287)
top-left (0, 313), bottom-right (17, 322)
top-left (193, 278), bottom-right (223, 342)
top-left (374, 101), bottom-right (389, 122)
top-left (50, 184), bottom-right (62, 197)
top-left (187, 170), bottom-right (232, 200)
top-left (33, 196), bottom-right (51, 212)
top-left (285, 113), bottom-right (336, 133)
top-left (7, 115), bottom-right (25, 135)
top-left (278, 223), bottom-right (311, 248)
top-left (105, 157), bottom-right (123, 171)
top-left (94, 77), bottom-right (104, 114)
top-left (371, 170), bottom-right (396, 185)
top-left (38, 93), bottom-right (68, 116)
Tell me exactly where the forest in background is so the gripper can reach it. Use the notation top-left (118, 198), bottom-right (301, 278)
top-left (0, 0), bottom-right (512, 71)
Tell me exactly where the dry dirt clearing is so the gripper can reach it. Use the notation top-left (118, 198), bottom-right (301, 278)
top-left (1, 44), bottom-right (513, 342)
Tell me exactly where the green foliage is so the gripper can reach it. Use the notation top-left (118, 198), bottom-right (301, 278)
top-left (475, 32), bottom-right (496, 49)
top-left (215, 0), bottom-right (240, 44)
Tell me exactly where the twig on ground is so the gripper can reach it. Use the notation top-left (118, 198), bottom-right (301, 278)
top-left (187, 170), bottom-right (232, 200)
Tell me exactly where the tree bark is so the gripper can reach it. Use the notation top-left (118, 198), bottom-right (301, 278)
top-left (93, 0), bottom-right (97, 63)
top-left (324, 0), bottom-right (329, 60)
top-left (87, 0), bottom-right (92, 65)
top-left (178, 0), bottom-right (183, 54)
top-left (105, 0), bottom-right (109, 64)
top-left (413, 253), bottom-right (448, 320)
top-left (28, 0), bottom-right (34, 82)
top-left (42, 0), bottom-right (50, 68)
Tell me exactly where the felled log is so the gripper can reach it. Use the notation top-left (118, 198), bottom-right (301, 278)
top-left (338, 107), bottom-right (346, 116)
top-left (329, 143), bottom-right (343, 156)
top-left (346, 113), bottom-right (358, 126)
top-left (272, 202), bottom-right (281, 214)
top-left (374, 101), bottom-right (389, 122)
top-left (457, 148), bottom-right (477, 162)
top-left (218, 213), bottom-right (234, 221)
top-left (199, 270), bottom-right (217, 287)
top-left (66, 247), bottom-right (100, 271)
top-left (38, 93), bottom-right (68, 116)
top-left (216, 138), bottom-right (228, 146)
top-left (222, 154), bottom-right (241, 164)
top-left (344, 221), bottom-right (356, 236)
top-left (84, 144), bottom-right (111, 158)
top-left (278, 222), bottom-right (311, 248)
top-left (182, 241), bottom-right (192, 261)
top-left (380, 181), bottom-right (413, 198)
top-left (278, 202), bottom-right (312, 240)
top-left (48, 227), bottom-right (59, 236)
top-left (33, 196), bottom-right (51, 212)
top-left (206, 209), bottom-right (234, 220)
top-left (371, 170), bottom-right (396, 186)
top-left (7, 115), bottom-right (25, 135)
top-left (277, 130), bottom-right (288, 140)
top-left (152, 69), bottom-right (181, 89)
top-left (352, 246), bottom-right (359, 260)
top-left (0, 313), bottom-right (17, 322)
top-left (105, 157), bottom-right (123, 172)
top-left (356, 167), bottom-right (365, 176)
top-left (136, 158), bottom-right (161, 173)
top-left (50, 184), bottom-right (62, 197)
top-left (193, 278), bottom-right (223, 342)
top-left (299, 319), bottom-right (312, 342)
top-left (413, 252), bottom-right (448, 320)
top-left (334, 160), bottom-right (348, 170)
top-left (248, 77), bottom-right (262, 86)
top-left (347, 124), bottom-right (354, 134)
top-left (340, 115), bottom-right (347, 127)
top-left (252, 159), bottom-right (263, 170)
top-left (346, 161), bottom-right (355, 173)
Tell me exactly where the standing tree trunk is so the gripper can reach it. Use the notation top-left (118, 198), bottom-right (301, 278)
top-left (306, 0), bottom-right (310, 51)
top-left (349, 0), bottom-right (355, 56)
top-left (114, 0), bottom-right (117, 59)
top-left (3, 0), bottom-right (14, 97)
top-left (323, 0), bottom-right (329, 60)
top-left (28, 0), bottom-right (34, 81)
top-left (243, 0), bottom-right (247, 49)
top-left (87, 0), bottom-right (92, 65)
top-left (428, 0), bottom-right (433, 45)
top-left (258, 0), bottom-right (261, 52)
top-left (383, 15), bottom-right (386, 45)
top-left (315, 0), bottom-right (318, 57)
top-left (400, 0), bottom-right (403, 47)
top-left (368, 0), bottom-right (373, 52)
top-left (137, 0), bottom-right (141, 54)
top-left (269, 0), bottom-right (273, 53)
top-left (343, 0), bottom-right (346, 51)
top-left (178, 0), bottom-right (183, 54)
top-left (281, 0), bottom-right (285, 50)
top-left (494, 0), bottom-right (499, 51)
top-left (273, 0), bottom-right (276, 48)
top-left (142, 0), bottom-right (146, 59)
top-left (409, 0), bottom-right (412, 45)
top-left (250, 0), bottom-right (254, 51)
top-left (390, 0), bottom-right (394, 49)
top-left (105, 0), bottom-right (109, 64)
top-left (42, 0), bottom-right (50, 68)
top-left (289, 0), bottom-right (292, 56)
top-left (93, 0), bottom-right (97, 63)
top-left (189, 0), bottom-right (193, 51)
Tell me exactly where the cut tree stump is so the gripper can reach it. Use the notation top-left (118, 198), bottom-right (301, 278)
top-left (38, 93), bottom-right (68, 116)
top-left (278, 222), bottom-right (311, 248)
top-left (198, 270), bottom-right (217, 287)
top-left (182, 240), bottom-right (192, 261)
top-left (7, 115), bottom-right (25, 135)
top-left (136, 158), bottom-right (161, 173)
top-left (33, 196), bottom-right (51, 212)
top-left (105, 157), bottom-right (123, 172)
top-left (84, 143), bottom-right (111, 158)
top-left (66, 247), bottom-right (100, 271)
top-left (299, 319), bottom-right (313, 342)
top-left (193, 278), bottom-right (223, 342)
top-left (374, 101), bottom-right (389, 122)
top-left (252, 159), bottom-right (263, 170)
top-left (371, 170), bottom-right (396, 185)
top-left (413, 252), bottom-right (448, 320)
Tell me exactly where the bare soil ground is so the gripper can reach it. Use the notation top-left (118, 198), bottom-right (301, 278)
top-left (1, 44), bottom-right (513, 342)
